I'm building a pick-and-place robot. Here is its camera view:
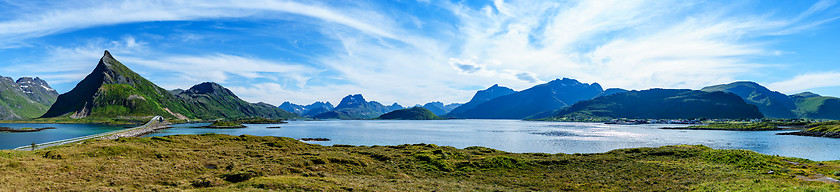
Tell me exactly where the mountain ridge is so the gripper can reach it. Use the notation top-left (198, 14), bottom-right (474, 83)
top-left (448, 78), bottom-right (604, 119)
top-left (0, 76), bottom-right (59, 119)
top-left (549, 88), bottom-right (764, 119)
top-left (41, 51), bottom-right (297, 120)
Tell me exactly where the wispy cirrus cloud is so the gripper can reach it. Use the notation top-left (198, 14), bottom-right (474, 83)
top-left (447, 0), bottom-right (838, 90)
top-left (0, 0), bottom-right (400, 47)
top-left (0, 0), bottom-right (838, 106)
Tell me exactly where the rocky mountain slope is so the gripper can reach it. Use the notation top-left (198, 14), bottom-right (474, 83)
top-left (41, 51), bottom-right (296, 120)
top-left (0, 76), bottom-right (58, 119)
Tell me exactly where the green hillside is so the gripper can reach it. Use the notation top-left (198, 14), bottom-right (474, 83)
top-left (174, 82), bottom-right (297, 119)
top-left (701, 81), bottom-right (796, 118)
top-left (41, 51), bottom-right (296, 121)
top-left (0, 77), bottom-right (59, 119)
top-left (790, 95), bottom-right (840, 120)
top-left (379, 107), bottom-right (444, 120)
top-left (548, 89), bottom-right (764, 120)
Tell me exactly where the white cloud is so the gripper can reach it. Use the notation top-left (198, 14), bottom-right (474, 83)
top-left (0, 0), bottom-right (400, 47)
top-left (768, 72), bottom-right (840, 93)
top-left (125, 54), bottom-right (317, 85)
top-left (0, 36), bottom-right (147, 86)
top-left (2, 0), bottom-right (838, 106)
top-left (446, 0), bottom-right (836, 90)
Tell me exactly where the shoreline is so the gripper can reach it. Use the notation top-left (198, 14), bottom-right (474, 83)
top-left (0, 127), bottom-right (56, 132)
top-left (777, 131), bottom-right (840, 138)
top-left (661, 127), bottom-right (804, 131)
top-left (2, 134), bottom-right (839, 191)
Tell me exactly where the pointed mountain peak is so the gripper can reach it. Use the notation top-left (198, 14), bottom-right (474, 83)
top-left (103, 50), bottom-right (113, 59)
top-left (99, 50), bottom-right (119, 68)
top-left (336, 94), bottom-right (368, 109)
top-left (483, 84), bottom-right (512, 92)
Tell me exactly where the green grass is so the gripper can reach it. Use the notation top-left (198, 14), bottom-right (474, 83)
top-left (0, 134), bottom-right (838, 191)
top-left (0, 88), bottom-right (52, 119)
top-left (804, 124), bottom-right (840, 133)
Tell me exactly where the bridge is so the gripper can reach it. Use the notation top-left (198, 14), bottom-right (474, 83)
top-left (14, 116), bottom-right (170, 151)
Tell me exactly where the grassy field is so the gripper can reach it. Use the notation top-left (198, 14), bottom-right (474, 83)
top-left (780, 121), bottom-right (840, 138)
top-left (0, 134), bottom-right (839, 191)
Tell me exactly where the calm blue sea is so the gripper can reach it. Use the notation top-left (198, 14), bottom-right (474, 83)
top-left (3, 120), bottom-right (838, 160)
top-left (148, 120), bottom-right (840, 161)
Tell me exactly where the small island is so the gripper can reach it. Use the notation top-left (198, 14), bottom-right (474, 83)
top-left (203, 121), bottom-right (247, 128)
top-left (378, 107), bottom-right (445, 120)
top-left (229, 117), bottom-right (288, 124)
top-left (0, 127), bottom-right (56, 132)
top-left (299, 138), bottom-right (330, 141)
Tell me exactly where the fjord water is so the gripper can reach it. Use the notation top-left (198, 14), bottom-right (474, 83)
top-left (145, 120), bottom-right (840, 161)
top-left (0, 123), bottom-right (123, 149)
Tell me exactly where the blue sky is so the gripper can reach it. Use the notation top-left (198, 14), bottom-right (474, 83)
top-left (0, 0), bottom-right (838, 106)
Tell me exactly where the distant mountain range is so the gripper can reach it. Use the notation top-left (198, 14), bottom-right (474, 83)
top-left (40, 51), bottom-right (297, 120)
top-left (3, 50), bottom-right (840, 121)
top-left (446, 78), bottom-right (603, 119)
top-left (549, 89), bottom-right (764, 119)
top-left (420, 101), bottom-right (462, 116)
top-left (312, 94), bottom-right (403, 119)
top-left (279, 101), bottom-right (334, 117)
top-left (0, 76), bottom-right (58, 119)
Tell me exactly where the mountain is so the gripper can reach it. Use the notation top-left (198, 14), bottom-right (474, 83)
top-left (280, 101), bottom-right (335, 117)
top-left (701, 81), bottom-right (796, 118)
top-left (448, 78), bottom-right (604, 119)
top-left (0, 76), bottom-right (59, 119)
top-left (447, 84), bottom-right (515, 116)
top-left (313, 94), bottom-right (390, 119)
top-left (41, 51), bottom-right (297, 120)
top-left (421, 102), bottom-right (448, 115)
top-left (550, 89), bottom-right (764, 119)
top-left (421, 101), bottom-right (464, 116)
top-left (445, 103), bottom-right (463, 111)
top-left (173, 82), bottom-right (298, 119)
top-left (301, 101), bottom-right (334, 117)
top-left (378, 107), bottom-right (444, 120)
top-left (386, 103), bottom-right (404, 112)
top-left (278, 102), bottom-right (305, 114)
top-left (598, 88), bottom-right (629, 97)
top-left (789, 94), bottom-right (840, 120)
top-left (792, 92), bottom-right (821, 98)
